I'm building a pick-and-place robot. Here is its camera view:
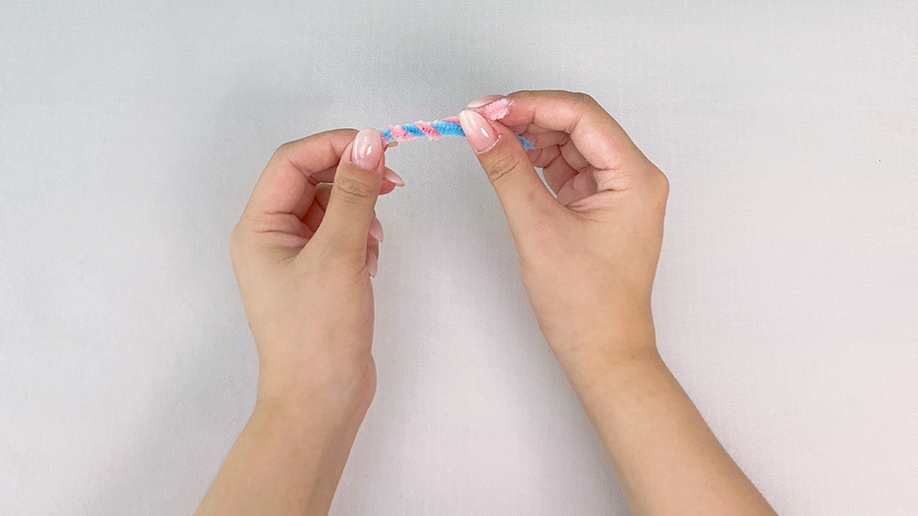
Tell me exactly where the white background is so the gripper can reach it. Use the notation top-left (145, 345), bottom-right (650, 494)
top-left (1, 1), bottom-right (916, 514)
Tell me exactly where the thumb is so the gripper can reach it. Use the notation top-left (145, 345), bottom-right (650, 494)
top-left (313, 127), bottom-right (384, 255)
top-left (458, 109), bottom-right (558, 228)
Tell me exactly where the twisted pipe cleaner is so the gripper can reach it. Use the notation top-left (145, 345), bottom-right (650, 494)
top-left (378, 98), bottom-right (534, 150)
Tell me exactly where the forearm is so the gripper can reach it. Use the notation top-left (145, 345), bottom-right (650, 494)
top-left (193, 397), bottom-right (368, 516)
top-left (568, 340), bottom-right (775, 516)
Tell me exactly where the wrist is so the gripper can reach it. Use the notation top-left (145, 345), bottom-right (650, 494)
top-left (237, 383), bottom-right (371, 516)
top-left (255, 357), bottom-right (377, 430)
top-left (251, 389), bottom-right (373, 446)
top-left (561, 342), bottom-right (661, 396)
top-left (548, 306), bottom-right (658, 385)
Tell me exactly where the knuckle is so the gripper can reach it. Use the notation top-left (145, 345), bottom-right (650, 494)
top-left (271, 141), bottom-right (295, 160)
top-left (228, 225), bottom-right (245, 260)
top-left (658, 171), bottom-right (670, 195)
top-left (573, 91), bottom-right (598, 108)
top-left (509, 89), bottom-right (534, 100)
top-left (334, 175), bottom-right (376, 204)
top-left (484, 151), bottom-right (526, 186)
top-left (648, 167), bottom-right (670, 201)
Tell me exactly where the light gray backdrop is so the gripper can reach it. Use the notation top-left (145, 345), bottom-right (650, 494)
top-left (1, 1), bottom-right (916, 515)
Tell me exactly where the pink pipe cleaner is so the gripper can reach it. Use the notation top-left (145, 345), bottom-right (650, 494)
top-left (379, 98), bottom-right (534, 150)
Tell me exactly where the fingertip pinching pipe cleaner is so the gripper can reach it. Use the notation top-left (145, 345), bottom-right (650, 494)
top-left (379, 98), bottom-right (534, 150)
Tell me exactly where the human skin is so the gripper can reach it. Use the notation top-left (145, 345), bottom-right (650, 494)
top-left (194, 91), bottom-right (777, 516)
top-left (459, 90), bottom-right (777, 516)
top-left (193, 127), bottom-right (401, 516)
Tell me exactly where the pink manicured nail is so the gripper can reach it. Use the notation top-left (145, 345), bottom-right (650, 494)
top-left (383, 168), bottom-right (405, 187)
top-left (369, 215), bottom-right (384, 242)
top-left (366, 252), bottom-right (378, 277)
top-left (466, 94), bottom-right (505, 108)
top-left (351, 127), bottom-right (382, 170)
top-left (459, 110), bottom-right (498, 153)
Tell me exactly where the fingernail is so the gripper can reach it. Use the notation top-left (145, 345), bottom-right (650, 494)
top-left (367, 252), bottom-right (378, 277)
top-left (351, 127), bottom-right (382, 170)
top-left (459, 110), bottom-right (498, 153)
top-left (383, 168), bottom-right (405, 187)
top-left (467, 94), bottom-right (505, 108)
top-left (369, 215), bottom-right (384, 242)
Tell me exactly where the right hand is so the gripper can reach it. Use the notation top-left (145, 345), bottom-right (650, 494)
top-left (458, 90), bottom-right (669, 384)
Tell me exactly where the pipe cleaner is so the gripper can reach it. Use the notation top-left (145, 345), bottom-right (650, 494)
top-left (379, 98), bottom-right (534, 150)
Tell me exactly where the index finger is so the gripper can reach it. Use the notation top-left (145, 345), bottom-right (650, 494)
top-left (499, 90), bottom-right (645, 171)
top-left (245, 129), bottom-right (357, 217)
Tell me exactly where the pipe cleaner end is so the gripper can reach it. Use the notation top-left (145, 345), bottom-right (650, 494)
top-left (476, 97), bottom-right (513, 121)
top-left (519, 135), bottom-right (535, 150)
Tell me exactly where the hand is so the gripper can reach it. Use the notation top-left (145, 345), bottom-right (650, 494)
top-left (229, 128), bottom-right (402, 414)
top-left (461, 92), bottom-right (777, 516)
top-left (196, 128), bottom-right (403, 516)
top-left (458, 91), bottom-right (669, 383)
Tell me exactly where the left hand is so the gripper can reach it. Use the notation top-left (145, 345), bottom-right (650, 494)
top-left (229, 128), bottom-right (402, 416)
